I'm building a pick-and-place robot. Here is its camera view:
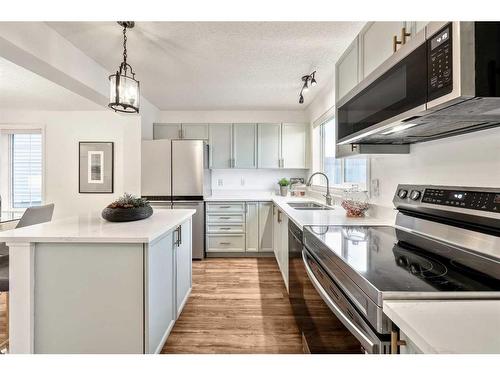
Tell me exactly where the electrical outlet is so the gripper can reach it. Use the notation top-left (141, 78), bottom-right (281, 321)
top-left (217, 179), bottom-right (223, 187)
top-left (240, 178), bottom-right (245, 186)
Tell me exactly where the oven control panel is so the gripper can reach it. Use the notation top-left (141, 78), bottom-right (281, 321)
top-left (422, 188), bottom-right (500, 213)
top-left (393, 185), bottom-right (500, 214)
top-left (427, 23), bottom-right (453, 101)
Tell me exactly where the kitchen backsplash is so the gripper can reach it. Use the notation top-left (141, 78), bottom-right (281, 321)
top-left (211, 169), bottom-right (308, 193)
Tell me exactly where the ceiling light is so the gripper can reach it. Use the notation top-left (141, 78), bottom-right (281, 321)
top-left (381, 123), bottom-right (418, 135)
top-left (298, 71), bottom-right (317, 104)
top-left (310, 72), bottom-right (317, 87)
top-left (109, 21), bottom-right (140, 114)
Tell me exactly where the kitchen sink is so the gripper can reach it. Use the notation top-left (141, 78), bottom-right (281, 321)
top-left (288, 202), bottom-right (333, 210)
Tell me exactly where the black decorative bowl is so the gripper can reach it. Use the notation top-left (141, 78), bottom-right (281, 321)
top-left (101, 205), bottom-right (153, 222)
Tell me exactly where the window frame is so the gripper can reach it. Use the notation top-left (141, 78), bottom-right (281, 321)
top-left (0, 125), bottom-right (45, 212)
top-left (310, 113), bottom-right (370, 194)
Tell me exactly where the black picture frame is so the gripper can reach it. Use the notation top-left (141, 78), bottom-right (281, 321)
top-left (78, 141), bottom-right (114, 194)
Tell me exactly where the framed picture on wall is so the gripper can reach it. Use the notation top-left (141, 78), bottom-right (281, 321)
top-left (79, 141), bottom-right (114, 193)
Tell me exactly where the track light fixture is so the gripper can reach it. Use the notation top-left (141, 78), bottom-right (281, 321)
top-left (298, 71), bottom-right (317, 104)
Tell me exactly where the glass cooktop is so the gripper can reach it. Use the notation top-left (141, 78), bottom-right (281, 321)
top-left (304, 225), bottom-right (500, 297)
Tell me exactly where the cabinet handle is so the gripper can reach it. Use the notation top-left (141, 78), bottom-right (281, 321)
top-left (219, 227), bottom-right (232, 230)
top-left (219, 216), bottom-right (231, 219)
top-left (393, 35), bottom-right (402, 53)
top-left (401, 27), bottom-right (411, 44)
top-left (277, 210), bottom-right (282, 223)
top-left (178, 224), bottom-right (182, 245)
top-left (219, 206), bottom-right (231, 209)
top-left (178, 128), bottom-right (183, 139)
top-left (220, 242), bottom-right (231, 245)
top-left (390, 330), bottom-right (407, 354)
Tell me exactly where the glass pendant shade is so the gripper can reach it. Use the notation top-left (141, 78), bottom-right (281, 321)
top-left (109, 69), bottom-right (140, 113)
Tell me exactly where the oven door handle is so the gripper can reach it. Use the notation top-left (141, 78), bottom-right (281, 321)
top-left (302, 249), bottom-right (377, 354)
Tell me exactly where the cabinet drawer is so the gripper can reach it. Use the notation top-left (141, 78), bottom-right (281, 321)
top-left (207, 224), bottom-right (245, 234)
top-left (206, 202), bottom-right (245, 213)
top-left (206, 235), bottom-right (245, 252)
top-left (206, 213), bottom-right (245, 223)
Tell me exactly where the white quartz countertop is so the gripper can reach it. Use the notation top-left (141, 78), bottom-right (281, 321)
top-left (206, 192), bottom-right (395, 228)
top-left (0, 209), bottom-right (195, 244)
top-left (271, 195), bottom-right (395, 228)
top-left (383, 300), bottom-right (500, 354)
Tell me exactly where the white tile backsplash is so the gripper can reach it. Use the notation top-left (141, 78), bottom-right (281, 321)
top-left (211, 169), bottom-right (308, 194)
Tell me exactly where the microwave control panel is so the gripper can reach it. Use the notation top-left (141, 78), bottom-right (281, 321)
top-left (428, 24), bottom-right (453, 101)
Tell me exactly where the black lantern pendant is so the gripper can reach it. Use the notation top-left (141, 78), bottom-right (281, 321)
top-left (109, 21), bottom-right (140, 113)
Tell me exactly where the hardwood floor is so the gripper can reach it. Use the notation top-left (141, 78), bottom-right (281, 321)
top-left (162, 257), bottom-right (304, 354)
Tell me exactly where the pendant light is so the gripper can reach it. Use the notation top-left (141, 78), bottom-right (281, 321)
top-left (108, 21), bottom-right (140, 113)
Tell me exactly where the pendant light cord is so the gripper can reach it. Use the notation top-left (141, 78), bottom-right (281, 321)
top-left (122, 25), bottom-right (128, 72)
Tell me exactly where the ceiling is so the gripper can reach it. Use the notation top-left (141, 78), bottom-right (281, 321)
top-left (48, 22), bottom-right (365, 111)
top-left (0, 56), bottom-right (101, 111)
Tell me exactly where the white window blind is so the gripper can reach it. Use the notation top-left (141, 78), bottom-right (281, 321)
top-left (11, 133), bottom-right (42, 208)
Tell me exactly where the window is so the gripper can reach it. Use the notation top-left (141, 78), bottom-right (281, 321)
top-left (311, 116), bottom-right (368, 190)
top-left (0, 130), bottom-right (43, 211)
top-left (11, 133), bottom-right (43, 208)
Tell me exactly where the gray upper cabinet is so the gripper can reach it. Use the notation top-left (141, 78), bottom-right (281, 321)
top-left (209, 123), bottom-right (232, 168)
top-left (233, 123), bottom-right (257, 168)
top-left (336, 37), bottom-right (360, 101)
top-left (153, 123), bottom-right (181, 139)
top-left (182, 123), bottom-right (209, 140)
top-left (257, 123), bottom-right (281, 169)
top-left (281, 123), bottom-right (308, 169)
top-left (360, 22), bottom-right (407, 78)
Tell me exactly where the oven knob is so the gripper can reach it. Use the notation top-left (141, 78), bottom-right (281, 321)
top-left (398, 189), bottom-right (408, 199)
top-left (410, 190), bottom-right (421, 201)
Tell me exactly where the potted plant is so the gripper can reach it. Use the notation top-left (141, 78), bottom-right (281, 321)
top-left (278, 178), bottom-right (290, 197)
top-left (102, 193), bottom-right (153, 222)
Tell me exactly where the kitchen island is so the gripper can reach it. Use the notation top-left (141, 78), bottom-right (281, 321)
top-left (0, 209), bottom-right (195, 354)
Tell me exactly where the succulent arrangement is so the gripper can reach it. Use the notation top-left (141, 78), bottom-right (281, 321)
top-left (102, 193), bottom-right (153, 222)
top-left (107, 193), bottom-right (150, 209)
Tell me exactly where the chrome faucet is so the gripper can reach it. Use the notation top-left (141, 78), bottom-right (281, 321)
top-left (306, 172), bottom-right (333, 206)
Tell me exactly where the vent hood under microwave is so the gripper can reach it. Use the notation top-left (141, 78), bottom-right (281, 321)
top-left (336, 22), bottom-right (500, 146)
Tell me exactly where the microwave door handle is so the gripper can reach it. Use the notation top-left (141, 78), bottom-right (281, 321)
top-left (302, 250), bottom-right (377, 354)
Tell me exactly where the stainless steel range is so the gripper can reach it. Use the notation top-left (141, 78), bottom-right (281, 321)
top-left (301, 184), bottom-right (500, 353)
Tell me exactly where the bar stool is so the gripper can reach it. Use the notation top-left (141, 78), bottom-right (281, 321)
top-left (0, 203), bottom-right (55, 354)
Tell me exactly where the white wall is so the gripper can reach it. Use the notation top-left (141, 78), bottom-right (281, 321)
top-left (0, 110), bottom-right (141, 219)
top-left (306, 73), bottom-right (335, 124)
top-left (140, 97), bottom-right (160, 140)
top-left (370, 127), bottom-right (500, 207)
top-left (157, 110), bottom-right (308, 124)
top-left (211, 169), bottom-right (308, 193)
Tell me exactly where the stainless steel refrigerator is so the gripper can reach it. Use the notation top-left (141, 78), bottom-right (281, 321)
top-left (141, 139), bottom-right (211, 259)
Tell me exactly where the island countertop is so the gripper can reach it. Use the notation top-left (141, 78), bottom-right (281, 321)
top-left (0, 209), bottom-right (195, 244)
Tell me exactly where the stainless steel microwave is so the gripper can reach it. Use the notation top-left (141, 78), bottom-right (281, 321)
top-left (336, 22), bottom-right (500, 146)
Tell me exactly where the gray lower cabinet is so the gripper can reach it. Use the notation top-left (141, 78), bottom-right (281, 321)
top-left (147, 232), bottom-right (175, 354)
top-left (258, 202), bottom-right (273, 252)
top-left (206, 201), bottom-right (273, 255)
top-left (33, 219), bottom-right (193, 354)
top-left (175, 220), bottom-right (192, 318)
top-left (245, 202), bottom-right (259, 252)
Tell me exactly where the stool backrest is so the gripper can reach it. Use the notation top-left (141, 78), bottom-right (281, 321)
top-left (15, 203), bottom-right (55, 229)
